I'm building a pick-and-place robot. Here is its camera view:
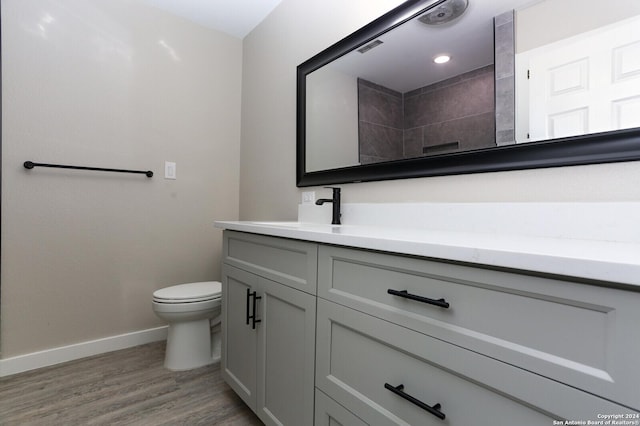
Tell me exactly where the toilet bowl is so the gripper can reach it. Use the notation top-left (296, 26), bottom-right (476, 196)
top-left (152, 281), bottom-right (222, 371)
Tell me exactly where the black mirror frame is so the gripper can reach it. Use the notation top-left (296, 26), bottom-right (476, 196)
top-left (296, 0), bottom-right (640, 187)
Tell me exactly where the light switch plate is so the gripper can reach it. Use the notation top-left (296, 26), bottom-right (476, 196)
top-left (165, 161), bottom-right (176, 179)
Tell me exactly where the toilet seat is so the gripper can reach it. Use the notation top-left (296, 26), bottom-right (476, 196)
top-left (153, 281), bottom-right (222, 304)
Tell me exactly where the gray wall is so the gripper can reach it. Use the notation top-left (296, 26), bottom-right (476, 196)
top-left (404, 65), bottom-right (496, 156)
top-left (358, 79), bottom-right (403, 164)
top-left (1, 0), bottom-right (242, 357)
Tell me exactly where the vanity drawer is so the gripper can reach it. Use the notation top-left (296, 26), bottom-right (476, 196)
top-left (223, 231), bottom-right (318, 294)
top-left (316, 298), bottom-right (633, 425)
top-left (318, 245), bottom-right (640, 409)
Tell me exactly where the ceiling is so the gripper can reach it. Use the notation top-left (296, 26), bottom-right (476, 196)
top-left (141, 0), bottom-right (283, 39)
top-left (327, 0), bottom-right (533, 93)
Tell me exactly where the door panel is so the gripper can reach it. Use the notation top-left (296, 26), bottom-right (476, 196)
top-left (257, 277), bottom-right (316, 426)
top-left (519, 15), bottom-right (640, 141)
top-left (222, 265), bottom-right (258, 410)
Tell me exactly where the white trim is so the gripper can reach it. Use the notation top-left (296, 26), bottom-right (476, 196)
top-left (0, 326), bottom-right (168, 377)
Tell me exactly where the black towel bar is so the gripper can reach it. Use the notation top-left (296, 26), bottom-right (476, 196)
top-left (24, 161), bottom-right (153, 177)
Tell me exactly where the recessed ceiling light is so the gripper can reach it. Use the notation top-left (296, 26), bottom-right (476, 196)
top-left (434, 55), bottom-right (450, 64)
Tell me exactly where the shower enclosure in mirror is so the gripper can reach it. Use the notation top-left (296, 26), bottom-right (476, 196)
top-left (296, 0), bottom-right (640, 186)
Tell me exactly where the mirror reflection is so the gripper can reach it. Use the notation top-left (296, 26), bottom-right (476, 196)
top-left (305, 0), bottom-right (640, 173)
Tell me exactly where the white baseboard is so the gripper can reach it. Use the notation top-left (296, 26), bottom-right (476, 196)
top-left (0, 326), bottom-right (168, 377)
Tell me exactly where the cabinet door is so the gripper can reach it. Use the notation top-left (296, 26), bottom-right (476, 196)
top-left (256, 277), bottom-right (316, 426)
top-left (222, 264), bottom-right (259, 410)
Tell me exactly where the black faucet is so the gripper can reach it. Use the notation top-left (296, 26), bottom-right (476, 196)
top-left (315, 187), bottom-right (341, 225)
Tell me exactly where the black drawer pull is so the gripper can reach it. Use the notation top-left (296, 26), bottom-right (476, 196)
top-left (249, 291), bottom-right (262, 329)
top-left (245, 288), bottom-right (251, 325)
top-left (387, 289), bottom-right (450, 308)
top-left (384, 383), bottom-right (445, 420)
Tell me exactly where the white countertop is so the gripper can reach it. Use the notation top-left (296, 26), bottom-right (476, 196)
top-left (214, 203), bottom-right (640, 287)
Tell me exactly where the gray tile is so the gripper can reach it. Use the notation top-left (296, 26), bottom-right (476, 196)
top-left (495, 75), bottom-right (515, 131)
top-left (359, 80), bottom-right (403, 128)
top-left (404, 89), bottom-right (440, 128)
top-left (359, 122), bottom-right (403, 160)
top-left (359, 154), bottom-right (388, 165)
top-left (422, 112), bottom-right (496, 155)
top-left (405, 70), bottom-right (495, 128)
top-left (494, 10), bottom-right (514, 27)
top-left (403, 127), bottom-right (423, 159)
top-left (358, 78), bottom-right (402, 98)
top-left (496, 129), bottom-right (516, 146)
top-left (404, 86), bottom-right (423, 99)
top-left (494, 16), bottom-right (515, 79)
top-left (420, 65), bottom-right (494, 95)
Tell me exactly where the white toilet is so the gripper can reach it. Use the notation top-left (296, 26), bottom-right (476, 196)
top-left (152, 281), bottom-right (222, 371)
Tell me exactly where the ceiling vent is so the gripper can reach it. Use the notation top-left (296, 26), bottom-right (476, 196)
top-left (358, 39), bottom-right (384, 54)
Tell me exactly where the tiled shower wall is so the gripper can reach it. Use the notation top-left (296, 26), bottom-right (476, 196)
top-left (404, 65), bottom-right (496, 157)
top-left (494, 10), bottom-right (516, 146)
top-left (358, 65), bottom-right (497, 164)
top-left (358, 79), bottom-right (404, 164)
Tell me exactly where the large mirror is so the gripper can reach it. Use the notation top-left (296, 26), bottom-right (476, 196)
top-left (297, 0), bottom-right (640, 186)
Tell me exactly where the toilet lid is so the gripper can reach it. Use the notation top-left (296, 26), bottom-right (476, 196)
top-left (153, 281), bottom-right (222, 303)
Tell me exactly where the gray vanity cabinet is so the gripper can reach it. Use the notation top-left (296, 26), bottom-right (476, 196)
top-left (221, 231), bottom-right (317, 426)
top-left (220, 230), bottom-right (638, 425)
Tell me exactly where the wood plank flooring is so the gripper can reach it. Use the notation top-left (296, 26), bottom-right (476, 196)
top-left (0, 341), bottom-right (263, 425)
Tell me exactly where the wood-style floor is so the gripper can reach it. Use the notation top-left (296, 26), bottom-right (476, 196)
top-left (0, 341), bottom-right (263, 425)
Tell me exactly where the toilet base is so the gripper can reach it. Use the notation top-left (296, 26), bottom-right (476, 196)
top-left (164, 318), bottom-right (219, 371)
